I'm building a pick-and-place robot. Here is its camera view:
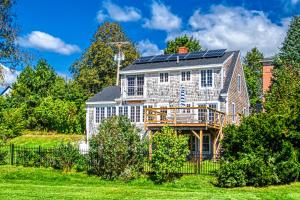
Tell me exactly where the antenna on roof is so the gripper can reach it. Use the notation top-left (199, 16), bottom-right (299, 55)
top-left (109, 41), bottom-right (130, 86)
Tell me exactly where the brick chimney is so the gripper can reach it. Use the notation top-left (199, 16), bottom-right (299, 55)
top-left (262, 58), bottom-right (274, 94)
top-left (178, 46), bottom-right (188, 54)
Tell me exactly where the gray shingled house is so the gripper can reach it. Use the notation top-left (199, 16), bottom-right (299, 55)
top-left (86, 48), bottom-right (249, 159)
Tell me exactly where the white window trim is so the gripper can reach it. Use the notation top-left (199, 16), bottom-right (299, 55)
top-left (159, 72), bottom-right (170, 84)
top-left (180, 70), bottom-right (191, 82)
top-left (199, 69), bottom-right (214, 89)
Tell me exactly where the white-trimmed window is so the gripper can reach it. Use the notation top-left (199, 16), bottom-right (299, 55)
top-left (159, 72), bottom-right (169, 83)
top-left (232, 103), bottom-right (236, 122)
top-left (130, 106), bottom-right (135, 122)
top-left (124, 106), bottom-right (128, 118)
top-left (95, 107), bottom-right (100, 123)
top-left (237, 74), bottom-right (241, 92)
top-left (181, 71), bottom-right (191, 81)
top-left (200, 70), bottom-right (213, 88)
top-left (112, 107), bottom-right (116, 116)
top-left (119, 106), bottom-right (123, 116)
top-left (127, 75), bottom-right (144, 96)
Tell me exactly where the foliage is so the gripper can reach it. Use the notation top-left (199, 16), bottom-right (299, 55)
top-left (243, 47), bottom-right (263, 112)
top-left (71, 22), bottom-right (139, 96)
top-left (0, 0), bottom-right (21, 70)
top-left (0, 107), bottom-right (26, 141)
top-left (0, 148), bottom-right (8, 165)
top-left (150, 127), bottom-right (189, 183)
top-left (51, 143), bottom-right (82, 172)
top-left (88, 116), bottom-right (143, 180)
top-left (164, 35), bottom-right (202, 54)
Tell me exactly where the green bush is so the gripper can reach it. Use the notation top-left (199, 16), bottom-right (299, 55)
top-left (0, 148), bottom-right (8, 165)
top-left (217, 153), bottom-right (279, 187)
top-left (150, 127), bottom-right (189, 183)
top-left (88, 116), bottom-right (143, 180)
top-left (51, 143), bottom-right (81, 172)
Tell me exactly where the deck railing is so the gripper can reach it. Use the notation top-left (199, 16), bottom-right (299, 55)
top-left (144, 106), bottom-right (241, 129)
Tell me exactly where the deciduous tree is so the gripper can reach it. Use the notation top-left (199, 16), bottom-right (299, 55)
top-left (164, 35), bottom-right (202, 54)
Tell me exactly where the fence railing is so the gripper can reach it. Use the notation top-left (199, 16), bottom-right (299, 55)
top-left (0, 144), bottom-right (221, 175)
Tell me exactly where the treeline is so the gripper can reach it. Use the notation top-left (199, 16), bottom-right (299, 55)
top-left (0, 60), bottom-right (87, 140)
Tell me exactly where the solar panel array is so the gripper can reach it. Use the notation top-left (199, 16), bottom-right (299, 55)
top-left (134, 49), bottom-right (226, 64)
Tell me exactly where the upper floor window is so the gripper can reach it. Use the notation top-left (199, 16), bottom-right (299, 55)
top-left (160, 73), bottom-right (169, 83)
top-left (237, 74), bottom-right (241, 92)
top-left (127, 75), bottom-right (144, 96)
top-left (200, 70), bottom-right (213, 88)
top-left (181, 71), bottom-right (191, 81)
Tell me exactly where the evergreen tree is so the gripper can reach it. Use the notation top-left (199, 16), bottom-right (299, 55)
top-left (243, 47), bottom-right (263, 113)
top-left (71, 22), bottom-right (139, 96)
top-left (164, 35), bottom-right (202, 54)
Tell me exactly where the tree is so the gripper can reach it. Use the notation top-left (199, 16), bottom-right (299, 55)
top-left (88, 116), bottom-right (143, 180)
top-left (164, 35), bottom-right (202, 54)
top-left (243, 48), bottom-right (263, 112)
top-left (0, 0), bottom-right (20, 69)
top-left (71, 22), bottom-right (139, 96)
top-left (150, 127), bottom-right (189, 183)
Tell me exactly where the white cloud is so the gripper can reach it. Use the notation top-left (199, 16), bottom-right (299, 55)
top-left (291, 0), bottom-right (299, 5)
top-left (17, 31), bottom-right (81, 55)
top-left (144, 1), bottom-right (181, 32)
top-left (0, 64), bottom-right (20, 86)
top-left (182, 6), bottom-right (288, 56)
top-left (137, 40), bottom-right (163, 56)
top-left (97, 1), bottom-right (141, 22)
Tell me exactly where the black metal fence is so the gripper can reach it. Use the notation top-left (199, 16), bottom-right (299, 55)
top-left (0, 144), bottom-right (220, 175)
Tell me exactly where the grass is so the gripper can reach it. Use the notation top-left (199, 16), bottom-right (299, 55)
top-left (0, 165), bottom-right (299, 200)
top-left (8, 130), bottom-right (85, 148)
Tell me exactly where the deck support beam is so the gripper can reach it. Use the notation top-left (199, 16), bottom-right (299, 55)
top-left (212, 133), bottom-right (217, 161)
top-left (199, 130), bottom-right (203, 161)
top-left (149, 131), bottom-right (152, 160)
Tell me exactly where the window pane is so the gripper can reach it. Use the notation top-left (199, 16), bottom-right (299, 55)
top-left (124, 106), bottom-right (128, 118)
top-left (208, 104), bottom-right (217, 122)
top-left (207, 70), bottom-right (212, 87)
top-left (127, 76), bottom-right (135, 96)
top-left (160, 73), bottom-right (164, 82)
top-left (165, 73), bottom-right (168, 82)
top-left (130, 106), bottom-right (135, 122)
top-left (136, 106), bottom-right (140, 122)
top-left (186, 71), bottom-right (191, 81)
top-left (119, 106), bottom-right (123, 116)
top-left (137, 76), bottom-right (144, 96)
top-left (198, 104), bottom-right (207, 122)
top-left (100, 107), bottom-right (105, 121)
top-left (181, 72), bottom-right (185, 81)
top-left (201, 70), bottom-right (206, 87)
top-left (112, 107), bottom-right (116, 116)
top-left (95, 107), bottom-right (100, 123)
top-left (203, 135), bottom-right (210, 153)
top-left (107, 107), bottom-right (112, 118)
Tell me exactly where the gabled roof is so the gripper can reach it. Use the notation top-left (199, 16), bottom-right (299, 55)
top-left (121, 51), bottom-right (235, 72)
top-left (87, 86), bottom-right (121, 103)
top-left (221, 51), bottom-right (240, 94)
top-left (0, 85), bottom-right (12, 96)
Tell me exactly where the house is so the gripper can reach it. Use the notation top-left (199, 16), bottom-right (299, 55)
top-left (0, 85), bottom-right (12, 97)
top-left (86, 48), bottom-right (250, 160)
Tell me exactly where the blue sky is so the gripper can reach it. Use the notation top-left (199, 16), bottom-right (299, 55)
top-left (1, 0), bottom-right (300, 89)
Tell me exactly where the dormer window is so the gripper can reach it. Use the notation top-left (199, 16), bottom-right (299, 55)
top-left (160, 73), bottom-right (169, 83)
top-left (200, 69), bottom-right (213, 88)
top-left (181, 71), bottom-right (191, 81)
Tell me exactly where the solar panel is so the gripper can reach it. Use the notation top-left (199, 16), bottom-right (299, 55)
top-left (149, 54), bottom-right (169, 62)
top-left (167, 53), bottom-right (187, 61)
top-left (134, 56), bottom-right (154, 64)
top-left (184, 50), bottom-right (207, 60)
top-left (204, 49), bottom-right (226, 58)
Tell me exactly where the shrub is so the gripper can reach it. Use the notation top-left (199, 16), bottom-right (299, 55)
top-left (0, 148), bottom-right (8, 165)
top-left (51, 143), bottom-right (81, 172)
top-left (150, 127), bottom-right (189, 183)
top-left (88, 116), bottom-right (143, 180)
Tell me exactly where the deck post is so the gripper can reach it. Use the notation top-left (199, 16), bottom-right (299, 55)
top-left (149, 130), bottom-right (152, 160)
top-left (212, 133), bottom-right (217, 161)
top-left (199, 129), bottom-right (203, 161)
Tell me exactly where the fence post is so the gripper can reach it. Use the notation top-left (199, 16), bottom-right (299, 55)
top-left (10, 144), bottom-right (14, 165)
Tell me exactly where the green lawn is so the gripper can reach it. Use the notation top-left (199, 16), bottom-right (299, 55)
top-left (9, 130), bottom-right (85, 148)
top-left (0, 166), bottom-right (299, 200)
